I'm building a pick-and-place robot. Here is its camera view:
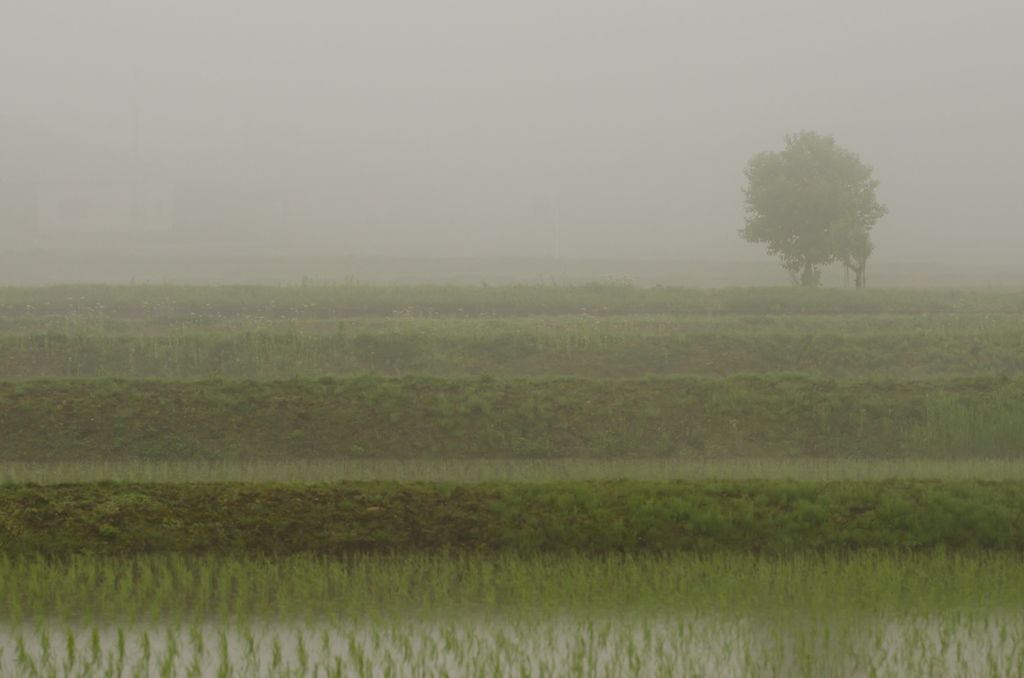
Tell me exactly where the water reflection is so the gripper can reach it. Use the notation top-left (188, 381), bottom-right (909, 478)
top-left (3, 610), bottom-right (1021, 677)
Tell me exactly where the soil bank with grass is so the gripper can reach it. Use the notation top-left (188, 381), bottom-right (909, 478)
top-left (3, 479), bottom-right (1023, 557)
top-left (2, 375), bottom-right (1024, 460)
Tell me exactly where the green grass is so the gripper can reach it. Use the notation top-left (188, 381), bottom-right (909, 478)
top-left (8, 457), bottom-right (1024, 484)
top-left (4, 479), bottom-right (1024, 556)
top-left (4, 282), bottom-right (1024, 319)
top-left (1, 321), bottom-right (1023, 379)
top-left (6, 309), bottom-right (1024, 337)
top-left (2, 375), bottom-right (1024, 460)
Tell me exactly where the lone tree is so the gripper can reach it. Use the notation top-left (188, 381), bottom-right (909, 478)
top-left (740, 131), bottom-right (888, 287)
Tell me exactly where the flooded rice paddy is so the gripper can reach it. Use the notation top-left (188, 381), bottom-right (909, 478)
top-left (4, 610), bottom-right (1023, 677)
top-left (4, 546), bottom-right (1024, 676)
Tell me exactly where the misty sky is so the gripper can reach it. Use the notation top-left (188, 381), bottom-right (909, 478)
top-left (2, 1), bottom-right (1022, 262)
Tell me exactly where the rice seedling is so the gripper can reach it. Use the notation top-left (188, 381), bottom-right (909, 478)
top-left (1, 552), bottom-right (1023, 677)
top-left (4, 611), bottom-right (1023, 677)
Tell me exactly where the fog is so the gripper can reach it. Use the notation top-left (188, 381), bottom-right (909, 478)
top-left (2, 1), bottom-right (1022, 265)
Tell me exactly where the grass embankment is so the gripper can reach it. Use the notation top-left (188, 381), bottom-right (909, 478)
top-left (2, 375), bottom-right (1023, 460)
top-left (2, 325), bottom-right (1023, 379)
top-left (4, 283), bottom-right (1024, 318)
top-left (7, 310), bottom-right (1022, 337)
top-left (3, 480), bottom-right (1022, 557)
top-left (3, 285), bottom-right (1021, 379)
top-left (10, 458), bottom-right (1024, 485)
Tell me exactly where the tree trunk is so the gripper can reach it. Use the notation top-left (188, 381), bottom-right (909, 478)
top-left (800, 261), bottom-right (817, 287)
top-left (855, 261), bottom-right (866, 288)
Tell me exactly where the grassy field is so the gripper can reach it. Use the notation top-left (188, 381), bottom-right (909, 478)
top-left (3, 282), bottom-right (1024, 318)
top-left (4, 281), bottom-right (1024, 675)
top-left (4, 480), bottom-right (1024, 557)
top-left (0, 283), bottom-right (1020, 382)
top-left (8, 457), bottom-right (1024, 485)
top-left (6, 308), bottom-right (1023, 336)
top-left (1, 375), bottom-right (1023, 460)
top-left (1, 320), bottom-right (1023, 379)
top-left (5, 250), bottom-right (1024, 286)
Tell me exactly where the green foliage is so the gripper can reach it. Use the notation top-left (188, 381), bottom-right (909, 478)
top-left (741, 131), bottom-right (888, 286)
top-left (3, 480), bottom-right (1024, 557)
top-left (4, 281), bottom-right (1024, 677)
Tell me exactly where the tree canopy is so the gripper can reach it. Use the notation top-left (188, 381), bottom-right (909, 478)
top-left (740, 131), bottom-right (888, 287)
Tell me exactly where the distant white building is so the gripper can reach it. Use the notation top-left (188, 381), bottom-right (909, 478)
top-left (0, 145), bottom-right (173, 234)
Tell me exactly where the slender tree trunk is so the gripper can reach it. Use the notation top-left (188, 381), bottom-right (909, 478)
top-left (855, 261), bottom-right (866, 288)
top-left (801, 261), bottom-right (815, 287)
